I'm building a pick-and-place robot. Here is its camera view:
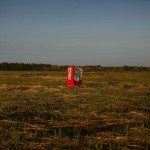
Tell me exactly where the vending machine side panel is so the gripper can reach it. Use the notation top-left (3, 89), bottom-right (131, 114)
top-left (66, 66), bottom-right (74, 86)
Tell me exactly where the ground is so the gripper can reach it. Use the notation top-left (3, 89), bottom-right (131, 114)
top-left (0, 71), bottom-right (150, 149)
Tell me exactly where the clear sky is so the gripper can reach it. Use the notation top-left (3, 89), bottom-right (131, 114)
top-left (0, 0), bottom-right (150, 66)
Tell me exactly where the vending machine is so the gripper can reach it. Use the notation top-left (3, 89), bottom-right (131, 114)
top-left (67, 66), bottom-right (83, 86)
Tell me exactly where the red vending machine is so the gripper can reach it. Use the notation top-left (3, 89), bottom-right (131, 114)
top-left (67, 66), bottom-right (83, 86)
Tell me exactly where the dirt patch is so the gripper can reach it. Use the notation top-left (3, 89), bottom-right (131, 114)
top-left (126, 111), bottom-right (148, 120)
top-left (0, 84), bottom-right (9, 92)
top-left (0, 85), bottom-right (65, 93)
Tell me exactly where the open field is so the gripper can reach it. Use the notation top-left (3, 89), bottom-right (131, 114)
top-left (0, 71), bottom-right (150, 149)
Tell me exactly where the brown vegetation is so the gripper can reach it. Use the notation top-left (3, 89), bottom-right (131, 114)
top-left (0, 71), bottom-right (149, 149)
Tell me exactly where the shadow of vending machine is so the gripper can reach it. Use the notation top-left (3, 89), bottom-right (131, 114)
top-left (67, 66), bottom-right (83, 86)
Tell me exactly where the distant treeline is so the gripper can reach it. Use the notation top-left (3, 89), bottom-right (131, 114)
top-left (0, 62), bottom-right (66, 71)
top-left (0, 63), bottom-right (150, 71)
top-left (83, 65), bottom-right (150, 71)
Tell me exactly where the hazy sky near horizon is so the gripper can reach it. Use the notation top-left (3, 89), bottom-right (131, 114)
top-left (0, 0), bottom-right (150, 66)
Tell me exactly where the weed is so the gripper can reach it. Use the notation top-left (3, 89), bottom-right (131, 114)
top-left (0, 71), bottom-right (149, 149)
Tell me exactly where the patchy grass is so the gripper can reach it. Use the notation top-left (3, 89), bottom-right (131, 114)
top-left (0, 71), bottom-right (150, 149)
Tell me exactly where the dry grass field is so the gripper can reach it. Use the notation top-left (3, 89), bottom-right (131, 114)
top-left (0, 71), bottom-right (150, 149)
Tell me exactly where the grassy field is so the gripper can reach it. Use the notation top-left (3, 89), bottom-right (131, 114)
top-left (0, 71), bottom-right (150, 149)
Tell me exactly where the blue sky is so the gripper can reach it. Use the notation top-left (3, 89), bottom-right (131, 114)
top-left (0, 0), bottom-right (150, 66)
